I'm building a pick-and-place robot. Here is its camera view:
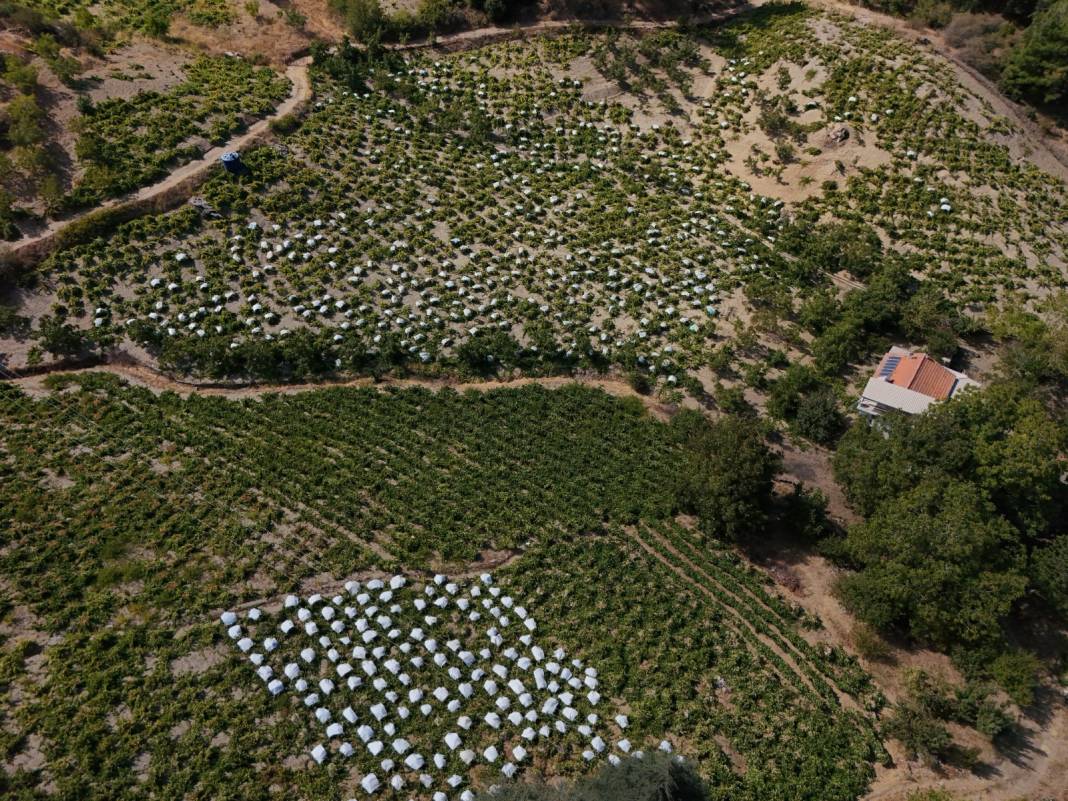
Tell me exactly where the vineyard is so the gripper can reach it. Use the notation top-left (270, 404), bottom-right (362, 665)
top-left (4, 3), bottom-right (1062, 386)
top-left (68, 55), bottom-right (292, 207)
top-left (0, 377), bottom-right (883, 800)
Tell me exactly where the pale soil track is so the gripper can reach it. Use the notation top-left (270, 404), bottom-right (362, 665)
top-left (0, 58), bottom-right (313, 273)
top-left (3, 356), bottom-right (680, 418)
top-left (390, 5), bottom-right (747, 53)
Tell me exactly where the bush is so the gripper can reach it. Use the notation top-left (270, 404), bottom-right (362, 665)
top-left (36, 314), bottom-right (88, 357)
top-left (1001, 0), bottom-right (1068, 105)
top-left (881, 700), bottom-right (953, 764)
top-left (793, 388), bottom-right (844, 444)
top-left (909, 0), bottom-right (955, 27)
top-left (330, 0), bottom-right (389, 41)
top-left (989, 650), bottom-right (1041, 707)
top-left (944, 13), bottom-right (1017, 79)
top-left (269, 113), bottom-right (301, 135)
top-left (852, 622), bottom-right (893, 662)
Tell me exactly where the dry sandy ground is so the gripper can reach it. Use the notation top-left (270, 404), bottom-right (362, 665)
top-left (171, 0), bottom-right (320, 63)
top-left (794, 0), bottom-right (1068, 183)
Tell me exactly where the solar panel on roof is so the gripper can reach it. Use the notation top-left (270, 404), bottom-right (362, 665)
top-left (879, 356), bottom-right (901, 378)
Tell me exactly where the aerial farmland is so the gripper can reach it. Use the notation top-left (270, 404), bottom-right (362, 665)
top-left (1, 2), bottom-right (1066, 801)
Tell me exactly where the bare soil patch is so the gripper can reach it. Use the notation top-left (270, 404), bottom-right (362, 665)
top-left (170, 644), bottom-right (229, 676)
top-left (171, 2), bottom-right (314, 64)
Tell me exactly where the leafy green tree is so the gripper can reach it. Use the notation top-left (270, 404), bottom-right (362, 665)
top-left (36, 315), bottom-right (87, 357)
top-left (799, 220), bottom-right (884, 281)
top-left (455, 330), bottom-right (520, 376)
top-left (673, 411), bottom-right (781, 542)
top-left (1031, 534), bottom-right (1068, 618)
top-left (766, 362), bottom-right (819, 420)
top-left (1001, 0), bottom-right (1068, 104)
top-left (812, 315), bottom-right (866, 374)
top-left (837, 479), bottom-right (1027, 649)
top-left (794, 388), bottom-right (844, 444)
top-left (901, 284), bottom-right (970, 359)
top-left (881, 699), bottom-right (953, 765)
top-left (833, 383), bottom-right (1066, 538)
top-left (330, 0), bottom-right (388, 41)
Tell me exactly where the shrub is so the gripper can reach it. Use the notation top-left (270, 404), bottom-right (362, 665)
top-left (851, 622), bottom-right (893, 662)
top-left (331, 0), bottom-right (389, 41)
top-left (793, 388), bottom-right (844, 444)
top-left (269, 113), bottom-right (301, 135)
top-left (1001, 0), bottom-right (1068, 105)
top-left (881, 700), bottom-right (953, 765)
top-left (989, 650), bottom-right (1041, 707)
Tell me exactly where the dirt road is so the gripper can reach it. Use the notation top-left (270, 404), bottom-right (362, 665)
top-left (0, 57), bottom-right (312, 272)
top-left (2, 356), bottom-right (683, 418)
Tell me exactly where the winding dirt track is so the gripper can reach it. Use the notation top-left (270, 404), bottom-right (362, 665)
top-left (0, 57), bottom-right (313, 272)
top-left (4, 356), bottom-right (680, 416)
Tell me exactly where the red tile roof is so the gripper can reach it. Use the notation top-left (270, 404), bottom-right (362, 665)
top-left (907, 358), bottom-right (957, 400)
top-left (881, 352), bottom-right (957, 400)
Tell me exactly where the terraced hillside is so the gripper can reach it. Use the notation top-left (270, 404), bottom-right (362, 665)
top-left (4, 3), bottom-right (1065, 386)
top-left (0, 377), bottom-right (882, 800)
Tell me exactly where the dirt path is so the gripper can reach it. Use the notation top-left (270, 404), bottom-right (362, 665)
top-left (3, 356), bottom-right (682, 416)
top-left (0, 57), bottom-right (312, 272)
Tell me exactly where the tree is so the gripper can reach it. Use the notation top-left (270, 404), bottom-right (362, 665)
top-left (833, 383), bottom-right (1066, 537)
top-left (1031, 534), bottom-right (1068, 618)
top-left (837, 479), bottom-right (1028, 650)
top-left (36, 315), bottom-right (87, 357)
top-left (330, 0), bottom-right (388, 41)
top-left (794, 388), bottom-right (844, 444)
top-left (901, 284), bottom-right (969, 359)
top-left (673, 412), bottom-right (781, 542)
top-left (1001, 0), bottom-right (1068, 105)
top-left (455, 330), bottom-right (520, 376)
top-left (882, 699), bottom-right (953, 765)
top-left (798, 220), bottom-right (884, 280)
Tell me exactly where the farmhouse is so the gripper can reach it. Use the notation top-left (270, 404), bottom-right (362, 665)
top-left (857, 347), bottom-right (979, 419)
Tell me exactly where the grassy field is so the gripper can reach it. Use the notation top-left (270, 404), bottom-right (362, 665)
top-left (0, 377), bottom-right (882, 800)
